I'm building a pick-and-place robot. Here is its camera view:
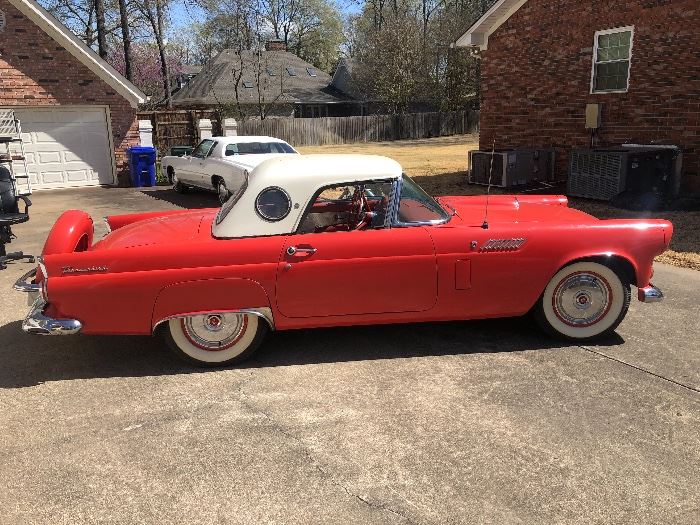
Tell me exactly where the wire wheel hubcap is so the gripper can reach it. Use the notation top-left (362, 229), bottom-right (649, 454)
top-left (181, 313), bottom-right (248, 351)
top-left (553, 272), bottom-right (612, 327)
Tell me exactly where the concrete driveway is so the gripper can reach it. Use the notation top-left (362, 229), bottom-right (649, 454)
top-left (1, 187), bottom-right (698, 524)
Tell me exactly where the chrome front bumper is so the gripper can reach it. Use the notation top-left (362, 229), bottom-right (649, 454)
top-left (22, 298), bottom-right (82, 335)
top-left (638, 284), bottom-right (664, 303)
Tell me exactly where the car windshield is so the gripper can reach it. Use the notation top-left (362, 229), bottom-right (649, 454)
top-left (225, 142), bottom-right (296, 155)
top-left (215, 173), bottom-right (248, 225)
top-left (397, 175), bottom-right (450, 224)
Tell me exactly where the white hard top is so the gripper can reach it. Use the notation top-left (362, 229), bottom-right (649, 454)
top-left (212, 154), bottom-right (403, 238)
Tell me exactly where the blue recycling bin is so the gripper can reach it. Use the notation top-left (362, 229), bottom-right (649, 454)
top-left (127, 146), bottom-right (157, 187)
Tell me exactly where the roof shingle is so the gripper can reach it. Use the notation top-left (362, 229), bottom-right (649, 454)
top-left (172, 50), bottom-right (349, 106)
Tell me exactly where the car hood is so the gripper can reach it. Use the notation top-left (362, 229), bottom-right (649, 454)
top-left (93, 210), bottom-right (217, 250)
top-left (221, 153), bottom-right (293, 171)
top-left (436, 195), bottom-right (598, 225)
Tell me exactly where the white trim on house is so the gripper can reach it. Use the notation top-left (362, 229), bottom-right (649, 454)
top-left (454, 0), bottom-right (528, 50)
top-left (7, 0), bottom-right (146, 108)
top-left (590, 26), bottom-right (635, 94)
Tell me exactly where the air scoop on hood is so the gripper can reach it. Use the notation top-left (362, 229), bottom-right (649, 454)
top-left (93, 210), bottom-right (210, 250)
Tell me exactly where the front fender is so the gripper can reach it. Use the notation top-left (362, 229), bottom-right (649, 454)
top-left (151, 277), bottom-right (272, 331)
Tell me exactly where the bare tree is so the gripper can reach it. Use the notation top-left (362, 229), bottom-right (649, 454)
top-left (116, 0), bottom-right (133, 80)
top-left (139, 0), bottom-right (172, 107)
top-left (94, 0), bottom-right (108, 58)
top-left (42, 0), bottom-right (97, 46)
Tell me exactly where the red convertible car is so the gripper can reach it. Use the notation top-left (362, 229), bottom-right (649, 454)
top-left (15, 154), bottom-right (671, 366)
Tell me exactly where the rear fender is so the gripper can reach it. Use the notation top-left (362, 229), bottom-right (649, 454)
top-left (106, 209), bottom-right (193, 232)
top-left (151, 278), bottom-right (273, 331)
top-left (42, 210), bottom-right (94, 255)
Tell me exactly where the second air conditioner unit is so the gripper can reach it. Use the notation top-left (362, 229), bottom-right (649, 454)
top-left (468, 149), bottom-right (555, 188)
top-left (568, 147), bottom-right (680, 201)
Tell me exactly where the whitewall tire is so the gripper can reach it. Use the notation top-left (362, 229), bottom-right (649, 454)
top-left (534, 261), bottom-right (630, 341)
top-left (161, 312), bottom-right (268, 367)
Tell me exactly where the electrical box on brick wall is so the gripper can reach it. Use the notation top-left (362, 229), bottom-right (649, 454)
top-left (585, 103), bottom-right (602, 129)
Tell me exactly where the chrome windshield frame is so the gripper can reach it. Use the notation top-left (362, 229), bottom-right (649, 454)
top-left (391, 173), bottom-right (451, 228)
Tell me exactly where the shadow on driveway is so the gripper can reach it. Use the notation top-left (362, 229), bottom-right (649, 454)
top-left (139, 188), bottom-right (220, 209)
top-left (0, 317), bottom-right (624, 389)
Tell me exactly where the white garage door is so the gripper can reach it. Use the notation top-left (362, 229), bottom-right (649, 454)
top-left (12, 107), bottom-right (115, 190)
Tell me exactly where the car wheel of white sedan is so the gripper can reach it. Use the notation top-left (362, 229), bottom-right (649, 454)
top-left (216, 178), bottom-right (231, 204)
top-left (534, 261), bottom-right (630, 341)
top-left (161, 312), bottom-right (269, 367)
top-left (172, 172), bottom-right (189, 194)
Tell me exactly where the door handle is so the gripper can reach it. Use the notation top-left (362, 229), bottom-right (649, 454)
top-left (286, 246), bottom-right (317, 256)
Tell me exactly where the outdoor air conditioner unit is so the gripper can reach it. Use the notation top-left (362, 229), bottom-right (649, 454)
top-left (568, 149), bottom-right (628, 200)
top-left (468, 149), bottom-right (555, 188)
top-left (568, 146), bottom-right (681, 202)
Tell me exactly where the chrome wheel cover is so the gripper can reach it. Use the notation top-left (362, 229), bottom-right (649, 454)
top-left (181, 313), bottom-right (248, 351)
top-left (552, 271), bottom-right (612, 327)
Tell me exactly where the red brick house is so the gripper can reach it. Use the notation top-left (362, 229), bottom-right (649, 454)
top-left (456, 0), bottom-right (699, 192)
top-left (0, 0), bottom-right (145, 189)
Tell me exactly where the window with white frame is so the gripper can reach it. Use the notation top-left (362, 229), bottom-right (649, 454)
top-left (591, 27), bottom-right (633, 93)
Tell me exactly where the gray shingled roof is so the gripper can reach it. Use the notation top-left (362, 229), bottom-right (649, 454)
top-left (172, 49), bottom-right (349, 107)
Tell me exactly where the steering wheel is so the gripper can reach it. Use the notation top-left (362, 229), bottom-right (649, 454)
top-left (348, 187), bottom-right (370, 229)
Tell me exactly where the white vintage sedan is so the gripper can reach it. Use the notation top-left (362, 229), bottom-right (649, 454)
top-left (161, 136), bottom-right (298, 203)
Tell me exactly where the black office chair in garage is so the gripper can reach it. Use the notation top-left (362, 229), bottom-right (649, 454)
top-left (0, 157), bottom-right (34, 270)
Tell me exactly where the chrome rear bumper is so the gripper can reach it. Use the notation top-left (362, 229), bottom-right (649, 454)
top-left (23, 298), bottom-right (82, 335)
top-left (638, 284), bottom-right (663, 303)
top-left (13, 267), bottom-right (40, 293)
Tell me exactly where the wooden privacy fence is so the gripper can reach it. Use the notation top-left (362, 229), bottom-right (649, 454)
top-left (238, 111), bottom-right (479, 146)
top-left (138, 110), bottom-right (479, 153)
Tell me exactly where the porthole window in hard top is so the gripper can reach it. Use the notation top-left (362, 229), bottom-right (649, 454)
top-left (256, 187), bottom-right (291, 221)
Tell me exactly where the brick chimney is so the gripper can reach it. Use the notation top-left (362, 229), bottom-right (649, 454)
top-left (265, 39), bottom-right (287, 52)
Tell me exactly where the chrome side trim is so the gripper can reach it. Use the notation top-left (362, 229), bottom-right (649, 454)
top-left (153, 307), bottom-right (275, 332)
top-left (240, 307), bottom-right (275, 330)
top-left (13, 267), bottom-right (39, 293)
top-left (22, 298), bottom-right (82, 335)
top-left (638, 284), bottom-right (663, 303)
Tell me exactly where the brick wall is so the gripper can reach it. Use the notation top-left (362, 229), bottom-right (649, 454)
top-left (0, 0), bottom-right (138, 185)
top-left (479, 0), bottom-right (700, 192)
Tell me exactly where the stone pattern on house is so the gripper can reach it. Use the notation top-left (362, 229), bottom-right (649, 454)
top-left (479, 0), bottom-right (699, 191)
top-left (0, 0), bottom-right (138, 185)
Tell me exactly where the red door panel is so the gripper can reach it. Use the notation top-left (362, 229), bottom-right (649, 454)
top-left (275, 227), bottom-right (437, 318)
